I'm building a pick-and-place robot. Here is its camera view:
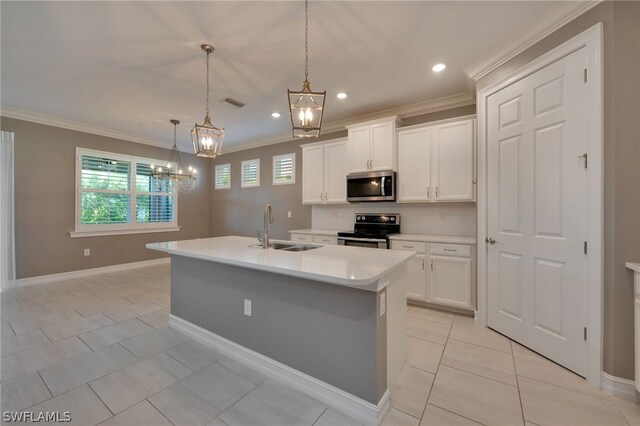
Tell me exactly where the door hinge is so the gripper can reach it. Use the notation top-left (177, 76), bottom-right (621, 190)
top-left (584, 241), bottom-right (588, 254)
top-left (584, 68), bottom-right (588, 83)
top-left (584, 327), bottom-right (588, 341)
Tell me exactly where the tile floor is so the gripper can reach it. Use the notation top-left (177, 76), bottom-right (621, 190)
top-left (0, 264), bottom-right (639, 425)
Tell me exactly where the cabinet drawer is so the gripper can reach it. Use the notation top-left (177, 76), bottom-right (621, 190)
top-left (312, 235), bottom-right (337, 245)
top-left (390, 241), bottom-right (427, 254)
top-left (430, 243), bottom-right (471, 257)
top-left (291, 234), bottom-right (313, 243)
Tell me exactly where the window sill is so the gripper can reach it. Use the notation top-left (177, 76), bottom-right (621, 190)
top-left (69, 226), bottom-right (181, 238)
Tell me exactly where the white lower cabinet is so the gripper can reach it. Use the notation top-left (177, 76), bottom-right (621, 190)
top-left (290, 233), bottom-right (313, 243)
top-left (428, 255), bottom-right (472, 310)
top-left (392, 239), bottom-right (475, 311)
top-left (406, 254), bottom-right (427, 300)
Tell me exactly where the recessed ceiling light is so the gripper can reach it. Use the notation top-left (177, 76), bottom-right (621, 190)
top-left (432, 63), bottom-right (446, 72)
top-left (271, 112), bottom-right (281, 118)
top-left (336, 92), bottom-right (348, 99)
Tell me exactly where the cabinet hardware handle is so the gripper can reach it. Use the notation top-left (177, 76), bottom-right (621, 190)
top-left (436, 186), bottom-right (439, 197)
top-left (431, 260), bottom-right (434, 271)
top-left (427, 187), bottom-right (430, 198)
top-left (486, 237), bottom-right (497, 245)
top-left (402, 245), bottom-right (414, 249)
top-left (443, 248), bottom-right (456, 252)
top-left (325, 192), bottom-right (328, 200)
top-left (421, 259), bottom-right (425, 270)
top-left (320, 191), bottom-right (324, 201)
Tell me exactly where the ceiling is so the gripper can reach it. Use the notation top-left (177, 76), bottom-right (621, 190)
top-left (1, 1), bottom-right (592, 152)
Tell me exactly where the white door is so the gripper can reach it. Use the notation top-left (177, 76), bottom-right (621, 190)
top-left (347, 126), bottom-right (370, 173)
top-left (302, 145), bottom-right (324, 204)
top-left (432, 119), bottom-right (475, 201)
top-left (429, 256), bottom-right (472, 309)
top-left (487, 48), bottom-right (588, 375)
top-left (324, 140), bottom-right (348, 203)
top-left (370, 121), bottom-right (394, 171)
top-left (397, 128), bottom-right (431, 202)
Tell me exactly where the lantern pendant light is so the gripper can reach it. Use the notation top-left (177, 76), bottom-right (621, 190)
top-left (192, 44), bottom-right (225, 158)
top-left (288, 0), bottom-right (326, 138)
top-left (151, 119), bottom-right (197, 193)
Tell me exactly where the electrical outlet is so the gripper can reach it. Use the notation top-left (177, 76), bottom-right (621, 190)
top-left (244, 299), bottom-right (252, 317)
top-left (379, 292), bottom-right (386, 317)
top-left (84, 248), bottom-right (90, 256)
top-left (287, 211), bottom-right (292, 218)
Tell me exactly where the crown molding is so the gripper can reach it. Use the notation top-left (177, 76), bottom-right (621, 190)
top-left (0, 106), bottom-right (177, 151)
top-left (222, 92), bottom-right (476, 154)
top-left (464, 0), bottom-right (602, 82)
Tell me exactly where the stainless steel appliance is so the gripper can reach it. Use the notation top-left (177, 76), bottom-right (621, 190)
top-left (346, 170), bottom-right (396, 202)
top-left (337, 213), bottom-right (400, 249)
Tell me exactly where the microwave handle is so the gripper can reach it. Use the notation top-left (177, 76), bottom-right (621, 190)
top-left (381, 176), bottom-right (386, 196)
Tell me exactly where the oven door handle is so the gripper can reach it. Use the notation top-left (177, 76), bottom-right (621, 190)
top-left (338, 236), bottom-right (387, 243)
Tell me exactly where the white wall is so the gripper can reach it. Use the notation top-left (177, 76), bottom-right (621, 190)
top-left (312, 203), bottom-right (476, 236)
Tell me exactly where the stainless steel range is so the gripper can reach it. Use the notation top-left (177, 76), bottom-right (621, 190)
top-left (337, 213), bottom-right (400, 249)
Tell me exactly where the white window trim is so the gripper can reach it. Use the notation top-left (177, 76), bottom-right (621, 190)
top-left (73, 147), bottom-right (179, 236)
top-left (241, 159), bottom-right (260, 188)
top-left (273, 153), bottom-right (296, 185)
top-left (214, 163), bottom-right (231, 190)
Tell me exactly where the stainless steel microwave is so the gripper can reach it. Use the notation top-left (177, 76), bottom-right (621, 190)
top-left (346, 170), bottom-right (396, 202)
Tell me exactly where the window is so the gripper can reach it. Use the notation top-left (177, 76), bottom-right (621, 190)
top-left (241, 159), bottom-right (260, 188)
top-left (72, 148), bottom-right (178, 237)
top-left (273, 153), bottom-right (295, 185)
top-left (214, 163), bottom-right (231, 189)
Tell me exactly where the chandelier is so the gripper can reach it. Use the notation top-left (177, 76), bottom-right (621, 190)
top-left (287, 0), bottom-right (326, 138)
top-left (151, 119), bottom-right (197, 193)
top-left (192, 44), bottom-right (225, 158)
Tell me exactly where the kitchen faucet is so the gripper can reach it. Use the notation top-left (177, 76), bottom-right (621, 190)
top-left (262, 203), bottom-right (274, 249)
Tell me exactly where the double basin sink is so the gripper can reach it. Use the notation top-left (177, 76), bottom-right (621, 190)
top-left (269, 242), bottom-right (320, 252)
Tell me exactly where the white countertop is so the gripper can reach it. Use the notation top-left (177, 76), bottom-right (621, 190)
top-left (627, 263), bottom-right (640, 274)
top-left (289, 229), bottom-right (346, 236)
top-left (390, 234), bottom-right (477, 245)
top-left (147, 236), bottom-right (415, 291)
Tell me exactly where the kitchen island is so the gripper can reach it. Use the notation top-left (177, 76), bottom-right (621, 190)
top-left (146, 236), bottom-right (413, 425)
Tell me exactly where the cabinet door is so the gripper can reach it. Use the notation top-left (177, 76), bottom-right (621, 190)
top-left (428, 255), bottom-right (472, 309)
top-left (324, 140), bottom-right (348, 203)
top-left (397, 128), bottom-right (431, 202)
top-left (406, 254), bottom-right (427, 301)
top-left (432, 119), bottom-right (475, 201)
top-left (302, 145), bottom-right (325, 204)
top-left (347, 126), bottom-right (371, 173)
top-left (370, 121), bottom-right (395, 171)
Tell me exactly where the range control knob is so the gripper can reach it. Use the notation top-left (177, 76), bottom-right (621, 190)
top-left (390, 217), bottom-right (396, 222)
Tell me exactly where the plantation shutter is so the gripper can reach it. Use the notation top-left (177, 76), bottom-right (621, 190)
top-left (241, 159), bottom-right (260, 188)
top-left (215, 164), bottom-right (231, 189)
top-left (273, 153), bottom-right (295, 185)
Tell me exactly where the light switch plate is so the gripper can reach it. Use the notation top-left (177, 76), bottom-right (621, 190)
top-left (379, 292), bottom-right (386, 317)
top-left (244, 299), bottom-right (252, 317)
top-left (84, 249), bottom-right (90, 256)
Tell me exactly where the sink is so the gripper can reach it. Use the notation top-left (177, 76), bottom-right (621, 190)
top-left (249, 242), bottom-right (321, 251)
top-left (271, 242), bottom-right (320, 252)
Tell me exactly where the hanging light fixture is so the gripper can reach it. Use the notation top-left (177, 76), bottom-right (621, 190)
top-left (151, 119), bottom-right (197, 193)
top-left (192, 44), bottom-right (225, 158)
top-left (287, 0), bottom-right (326, 138)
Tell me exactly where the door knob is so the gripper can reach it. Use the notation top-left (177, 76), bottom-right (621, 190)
top-left (486, 237), bottom-right (497, 245)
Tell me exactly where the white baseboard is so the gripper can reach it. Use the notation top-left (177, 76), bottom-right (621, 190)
top-left (169, 315), bottom-right (390, 426)
top-left (601, 372), bottom-right (639, 402)
top-left (9, 258), bottom-right (170, 289)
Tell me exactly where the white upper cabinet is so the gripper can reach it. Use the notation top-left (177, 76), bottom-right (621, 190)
top-left (302, 138), bottom-right (348, 205)
top-left (397, 117), bottom-right (476, 203)
top-left (398, 127), bottom-right (431, 202)
top-left (302, 145), bottom-right (324, 204)
top-left (432, 119), bottom-right (475, 201)
top-left (347, 117), bottom-right (398, 173)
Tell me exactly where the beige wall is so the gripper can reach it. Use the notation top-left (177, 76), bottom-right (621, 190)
top-left (477, 2), bottom-right (640, 380)
top-left (0, 117), bottom-right (212, 279)
top-left (209, 105), bottom-right (476, 241)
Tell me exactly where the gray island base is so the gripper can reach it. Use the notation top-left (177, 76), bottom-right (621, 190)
top-left (147, 236), bottom-right (411, 425)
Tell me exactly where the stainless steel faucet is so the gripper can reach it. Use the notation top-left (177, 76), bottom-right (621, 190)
top-left (263, 203), bottom-right (274, 249)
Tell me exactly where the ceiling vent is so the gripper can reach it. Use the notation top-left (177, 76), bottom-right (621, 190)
top-left (219, 97), bottom-right (245, 109)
